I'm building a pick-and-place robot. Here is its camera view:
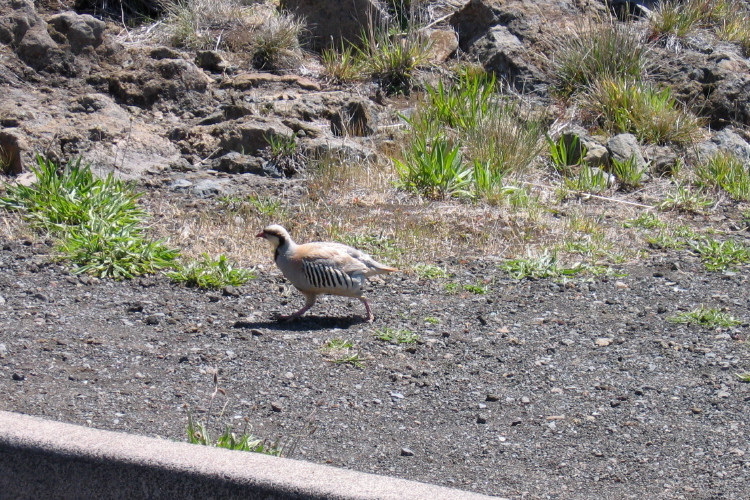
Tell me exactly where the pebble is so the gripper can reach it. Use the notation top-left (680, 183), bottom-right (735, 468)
top-left (477, 414), bottom-right (488, 424)
top-left (0, 295), bottom-right (5, 305)
top-left (595, 338), bottom-right (613, 347)
top-left (400, 448), bottom-right (415, 456)
top-left (12, 373), bottom-right (25, 381)
top-left (271, 401), bottom-right (283, 412)
top-left (486, 394), bottom-right (500, 402)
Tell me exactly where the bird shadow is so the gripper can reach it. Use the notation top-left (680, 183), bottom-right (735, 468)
top-left (233, 315), bottom-right (367, 332)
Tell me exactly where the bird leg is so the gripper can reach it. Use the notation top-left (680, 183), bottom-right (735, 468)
top-left (277, 292), bottom-right (317, 322)
top-left (359, 297), bottom-right (375, 323)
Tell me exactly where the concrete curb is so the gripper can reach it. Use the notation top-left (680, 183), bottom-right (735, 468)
top-left (0, 411), bottom-right (499, 499)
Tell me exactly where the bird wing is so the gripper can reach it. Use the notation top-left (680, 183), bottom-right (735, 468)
top-left (316, 243), bottom-right (398, 275)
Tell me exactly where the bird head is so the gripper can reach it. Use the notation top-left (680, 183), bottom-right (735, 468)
top-left (256, 224), bottom-right (290, 248)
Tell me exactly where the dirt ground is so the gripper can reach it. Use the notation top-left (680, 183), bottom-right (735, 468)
top-left (1, 220), bottom-right (749, 500)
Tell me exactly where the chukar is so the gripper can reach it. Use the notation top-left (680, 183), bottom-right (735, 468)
top-left (256, 224), bottom-right (397, 322)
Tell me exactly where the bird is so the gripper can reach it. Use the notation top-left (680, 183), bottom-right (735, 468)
top-left (256, 224), bottom-right (397, 322)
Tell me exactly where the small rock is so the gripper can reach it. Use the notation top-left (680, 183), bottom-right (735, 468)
top-left (390, 392), bottom-right (404, 399)
top-left (521, 396), bottom-right (531, 404)
top-left (145, 315), bottom-right (161, 325)
top-left (691, 407), bottom-right (702, 414)
top-left (0, 295), bottom-right (5, 305)
top-left (271, 401), bottom-right (283, 412)
top-left (477, 414), bottom-right (488, 424)
top-left (400, 447), bottom-right (415, 457)
top-left (486, 394), bottom-right (500, 402)
top-left (595, 338), bottom-right (613, 347)
top-left (12, 373), bottom-right (25, 381)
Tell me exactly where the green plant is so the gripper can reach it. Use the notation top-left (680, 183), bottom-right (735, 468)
top-left (413, 263), bottom-right (450, 279)
top-left (667, 305), bottom-right (741, 328)
top-left (444, 282), bottom-right (460, 294)
top-left (321, 339), bottom-right (364, 367)
top-left (187, 413), bottom-right (282, 455)
top-left (565, 166), bottom-right (610, 194)
top-left (658, 184), bottom-right (714, 213)
top-left (736, 372), bottom-right (750, 383)
top-left (0, 156), bottom-right (143, 232)
top-left (358, 27), bottom-right (430, 94)
top-left (248, 195), bottom-right (285, 218)
top-left (167, 254), bottom-right (255, 288)
top-left (186, 373), bottom-right (284, 456)
top-left (623, 212), bottom-right (666, 229)
top-left (648, 0), bottom-right (708, 40)
top-left (321, 43), bottom-right (364, 84)
top-left (500, 251), bottom-right (584, 279)
top-left (424, 316), bottom-right (440, 324)
top-left (57, 221), bottom-right (178, 279)
top-left (394, 137), bottom-right (473, 199)
top-left (584, 78), bottom-right (700, 145)
top-left (422, 70), bottom-right (496, 131)
top-left (462, 282), bottom-right (488, 294)
top-left (610, 155), bottom-right (647, 191)
top-left (1, 155), bottom-right (179, 279)
top-left (551, 21), bottom-right (648, 97)
top-left (547, 134), bottom-right (586, 175)
top-left (695, 151), bottom-right (750, 201)
top-left (689, 237), bottom-right (750, 271)
top-left (374, 327), bottom-right (420, 344)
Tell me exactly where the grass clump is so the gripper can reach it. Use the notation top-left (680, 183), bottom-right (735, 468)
top-left (500, 251), bottom-right (584, 279)
top-left (321, 43), bottom-right (364, 84)
top-left (695, 151), bottom-right (750, 201)
top-left (564, 166), bottom-right (610, 194)
top-left (357, 28), bottom-right (430, 94)
top-left (623, 212), bottom-right (666, 230)
top-left (321, 339), bottom-right (364, 367)
top-left (1, 155), bottom-right (178, 279)
top-left (551, 21), bottom-right (648, 97)
top-left (658, 184), bottom-right (714, 213)
top-left (583, 78), bottom-right (701, 145)
top-left (649, 0), bottom-right (750, 54)
top-left (396, 70), bottom-right (544, 200)
top-left (413, 263), bottom-right (450, 279)
top-left (187, 413), bottom-right (282, 455)
top-left (689, 238), bottom-right (750, 271)
top-left (164, 0), bottom-right (251, 50)
top-left (667, 305), bottom-right (741, 328)
top-left (394, 137), bottom-right (473, 199)
top-left (167, 253), bottom-right (255, 288)
top-left (374, 327), bottom-right (421, 344)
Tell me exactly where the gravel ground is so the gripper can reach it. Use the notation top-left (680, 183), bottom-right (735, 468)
top-left (1, 236), bottom-right (749, 499)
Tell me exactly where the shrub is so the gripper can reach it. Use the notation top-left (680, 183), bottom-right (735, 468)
top-left (583, 78), bottom-right (701, 145)
top-left (551, 21), bottom-right (648, 97)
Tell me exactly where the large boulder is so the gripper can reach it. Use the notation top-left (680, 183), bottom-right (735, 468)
top-left (651, 45), bottom-right (750, 129)
top-left (280, 0), bottom-right (388, 48)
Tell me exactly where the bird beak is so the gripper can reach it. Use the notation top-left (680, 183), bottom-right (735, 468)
top-left (255, 231), bottom-right (266, 238)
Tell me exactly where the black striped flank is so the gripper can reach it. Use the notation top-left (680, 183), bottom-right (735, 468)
top-left (303, 262), bottom-right (353, 290)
